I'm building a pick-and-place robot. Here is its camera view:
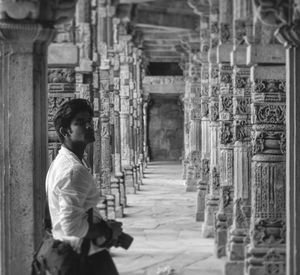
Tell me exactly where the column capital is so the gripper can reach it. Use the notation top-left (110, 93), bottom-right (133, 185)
top-left (0, 22), bottom-right (55, 44)
top-left (0, 0), bottom-right (78, 25)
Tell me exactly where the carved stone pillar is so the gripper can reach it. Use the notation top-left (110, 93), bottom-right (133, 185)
top-left (186, 59), bottom-right (202, 192)
top-left (182, 62), bottom-right (191, 179)
top-left (119, 27), bottom-right (136, 194)
top-left (202, 0), bottom-right (220, 238)
top-left (131, 47), bottom-right (141, 191)
top-left (111, 19), bottom-right (126, 213)
top-left (245, 21), bottom-right (286, 275)
top-left (0, 2), bottom-right (77, 274)
top-left (75, 1), bottom-right (93, 165)
top-left (225, 2), bottom-right (252, 273)
top-left (48, 14), bottom-right (79, 161)
top-left (214, 0), bottom-right (234, 258)
top-left (134, 48), bottom-right (144, 187)
top-left (143, 96), bottom-right (150, 167)
top-left (196, 15), bottom-right (211, 222)
top-left (274, 3), bottom-right (300, 273)
top-left (97, 0), bottom-right (116, 218)
top-left (108, 48), bottom-right (124, 218)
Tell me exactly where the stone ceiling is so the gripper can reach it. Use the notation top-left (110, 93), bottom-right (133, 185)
top-left (116, 0), bottom-right (200, 63)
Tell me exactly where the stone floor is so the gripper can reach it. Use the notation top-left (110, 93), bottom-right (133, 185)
top-left (111, 161), bottom-right (224, 275)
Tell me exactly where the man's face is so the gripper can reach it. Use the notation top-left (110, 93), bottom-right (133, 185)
top-left (67, 111), bottom-right (95, 145)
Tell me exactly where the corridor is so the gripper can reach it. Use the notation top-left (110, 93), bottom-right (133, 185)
top-left (112, 162), bottom-right (224, 275)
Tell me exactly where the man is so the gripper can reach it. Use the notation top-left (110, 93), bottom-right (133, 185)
top-left (46, 98), bottom-right (121, 274)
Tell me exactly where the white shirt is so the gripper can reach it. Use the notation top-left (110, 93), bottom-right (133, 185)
top-left (46, 146), bottom-right (105, 255)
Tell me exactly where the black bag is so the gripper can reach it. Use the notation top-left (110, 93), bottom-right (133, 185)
top-left (31, 232), bottom-right (83, 275)
top-left (31, 207), bottom-right (92, 275)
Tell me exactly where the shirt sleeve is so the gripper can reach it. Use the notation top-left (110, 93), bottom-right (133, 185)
top-left (57, 165), bottom-right (90, 238)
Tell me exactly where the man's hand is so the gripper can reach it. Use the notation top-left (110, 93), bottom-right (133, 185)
top-left (106, 220), bottom-right (123, 247)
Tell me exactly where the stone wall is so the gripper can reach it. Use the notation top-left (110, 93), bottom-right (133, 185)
top-left (148, 95), bottom-right (183, 161)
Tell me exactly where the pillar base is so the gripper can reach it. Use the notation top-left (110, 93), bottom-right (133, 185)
top-left (196, 212), bottom-right (205, 221)
top-left (224, 261), bottom-right (244, 275)
top-left (123, 166), bottom-right (136, 194)
top-left (196, 180), bottom-right (208, 221)
top-left (111, 177), bottom-right (124, 218)
top-left (132, 165), bottom-right (139, 191)
top-left (116, 173), bottom-right (127, 207)
top-left (215, 215), bottom-right (228, 258)
top-left (202, 224), bottom-right (215, 238)
top-left (245, 247), bottom-right (286, 275)
top-left (202, 196), bottom-right (219, 238)
top-left (186, 182), bottom-right (197, 192)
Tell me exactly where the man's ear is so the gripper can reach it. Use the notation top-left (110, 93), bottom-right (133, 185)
top-left (59, 127), bottom-right (69, 138)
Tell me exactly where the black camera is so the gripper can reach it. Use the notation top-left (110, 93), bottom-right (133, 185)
top-left (106, 219), bottom-right (134, 250)
top-left (116, 232), bottom-right (134, 250)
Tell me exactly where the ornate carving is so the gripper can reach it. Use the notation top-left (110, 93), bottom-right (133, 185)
top-left (234, 98), bottom-right (251, 115)
top-left (235, 198), bottom-right (249, 228)
top-left (278, 133), bottom-right (286, 154)
top-left (212, 167), bottom-right (220, 191)
top-left (252, 219), bottom-right (286, 246)
top-left (252, 132), bottom-right (265, 154)
top-left (191, 108), bottom-right (202, 120)
top-left (234, 120), bottom-right (251, 142)
top-left (222, 186), bottom-right (231, 208)
top-left (48, 68), bottom-right (75, 83)
top-left (220, 123), bottom-right (233, 144)
top-left (235, 76), bottom-right (248, 89)
top-left (210, 102), bottom-right (219, 121)
top-left (220, 95), bottom-right (233, 115)
top-left (220, 23), bottom-right (230, 44)
top-left (234, 19), bottom-right (246, 44)
top-left (201, 101), bottom-right (209, 118)
top-left (264, 249), bottom-right (286, 275)
top-left (254, 79), bottom-right (286, 94)
top-left (253, 161), bottom-right (286, 219)
top-left (202, 158), bottom-right (210, 180)
top-left (254, 104), bottom-right (286, 124)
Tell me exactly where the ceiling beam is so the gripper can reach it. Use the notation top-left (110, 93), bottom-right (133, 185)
top-left (133, 10), bottom-right (198, 30)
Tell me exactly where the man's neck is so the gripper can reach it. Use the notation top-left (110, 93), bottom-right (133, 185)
top-left (62, 142), bottom-right (86, 161)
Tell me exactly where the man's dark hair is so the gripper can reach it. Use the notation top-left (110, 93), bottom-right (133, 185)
top-left (53, 98), bottom-right (94, 143)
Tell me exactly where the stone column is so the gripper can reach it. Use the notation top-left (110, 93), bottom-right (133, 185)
top-left (186, 59), bottom-right (202, 192)
top-left (225, 1), bottom-right (252, 273)
top-left (181, 62), bottom-right (190, 179)
top-left (214, 0), bottom-right (234, 258)
top-left (245, 20), bottom-right (286, 275)
top-left (196, 15), bottom-right (211, 222)
top-left (143, 96), bottom-right (150, 166)
top-left (135, 48), bottom-right (144, 187)
top-left (119, 26), bottom-right (136, 194)
top-left (75, 1), bottom-right (94, 165)
top-left (274, 3), bottom-right (300, 273)
top-left (97, 0), bottom-right (116, 218)
top-left (131, 47), bottom-right (141, 191)
top-left (0, 2), bottom-right (77, 274)
top-left (113, 18), bottom-right (127, 208)
top-left (202, 0), bottom-right (220, 238)
top-left (48, 14), bottom-right (80, 161)
top-left (111, 18), bottom-right (126, 213)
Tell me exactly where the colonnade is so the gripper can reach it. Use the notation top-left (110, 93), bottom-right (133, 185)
top-left (183, 1), bottom-right (292, 274)
top-left (1, 0), bottom-right (300, 274)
